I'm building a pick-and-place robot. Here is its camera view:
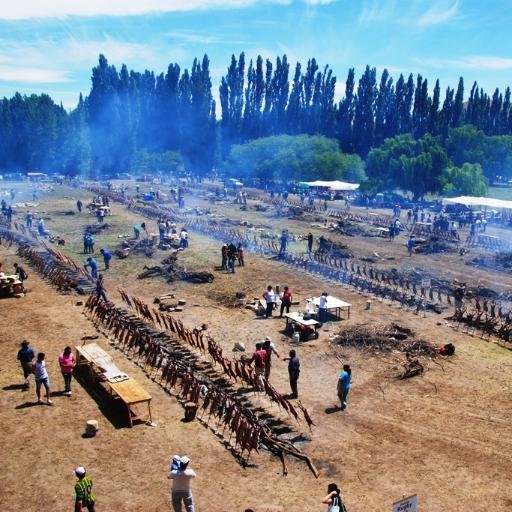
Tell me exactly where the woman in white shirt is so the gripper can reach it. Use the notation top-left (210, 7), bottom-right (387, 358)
top-left (263, 285), bottom-right (276, 318)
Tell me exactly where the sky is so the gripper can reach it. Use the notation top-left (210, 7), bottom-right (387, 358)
top-left (0, 0), bottom-right (511, 110)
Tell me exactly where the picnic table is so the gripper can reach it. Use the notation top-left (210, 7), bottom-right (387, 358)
top-left (306, 295), bottom-right (352, 319)
top-left (75, 343), bottom-right (152, 427)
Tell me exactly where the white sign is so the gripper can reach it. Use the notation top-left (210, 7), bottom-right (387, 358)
top-left (393, 495), bottom-right (417, 512)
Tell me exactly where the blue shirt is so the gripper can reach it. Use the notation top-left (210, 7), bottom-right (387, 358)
top-left (339, 370), bottom-right (351, 390)
top-left (102, 250), bottom-right (112, 261)
top-left (86, 259), bottom-right (97, 271)
top-left (17, 346), bottom-right (35, 363)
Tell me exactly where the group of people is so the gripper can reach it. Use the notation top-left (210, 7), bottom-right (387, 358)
top-left (16, 340), bottom-right (77, 404)
top-left (262, 285), bottom-right (293, 318)
top-left (221, 242), bottom-right (244, 273)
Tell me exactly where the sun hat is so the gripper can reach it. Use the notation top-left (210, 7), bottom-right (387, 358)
top-left (75, 466), bottom-right (86, 476)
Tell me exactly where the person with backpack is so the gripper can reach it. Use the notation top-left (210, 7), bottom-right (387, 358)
top-left (322, 483), bottom-right (347, 511)
top-left (74, 466), bottom-right (96, 512)
top-left (13, 262), bottom-right (28, 283)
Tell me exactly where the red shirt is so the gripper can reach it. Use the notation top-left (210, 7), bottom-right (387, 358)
top-left (282, 290), bottom-right (292, 302)
top-left (252, 349), bottom-right (267, 368)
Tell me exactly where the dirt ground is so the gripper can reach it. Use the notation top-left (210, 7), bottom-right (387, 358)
top-left (1, 182), bottom-right (512, 512)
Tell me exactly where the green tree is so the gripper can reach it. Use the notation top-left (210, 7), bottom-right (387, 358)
top-left (224, 134), bottom-right (365, 183)
top-left (440, 162), bottom-right (488, 196)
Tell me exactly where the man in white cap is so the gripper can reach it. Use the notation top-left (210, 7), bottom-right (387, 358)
top-left (168, 455), bottom-right (196, 512)
top-left (74, 466), bottom-right (96, 512)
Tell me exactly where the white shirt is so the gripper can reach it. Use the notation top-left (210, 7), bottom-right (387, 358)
top-left (180, 231), bottom-right (188, 240)
top-left (169, 469), bottom-right (196, 491)
top-left (34, 360), bottom-right (48, 380)
top-left (319, 295), bottom-right (328, 309)
top-left (265, 290), bottom-right (276, 304)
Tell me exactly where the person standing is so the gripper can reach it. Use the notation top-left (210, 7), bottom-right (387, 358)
top-left (58, 346), bottom-right (75, 396)
top-left (95, 274), bottom-right (108, 302)
top-left (318, 292), bottom-right (329, 323)
top-left (13, 262), bottom-right (28, 284)
top-left (84, 257), bottom-right (98, 279)
top-left (279, 230), bottom-right (288, 256)
top-left (180, 228), bottom-right (189, 248)
top-left (407, 235), bottom-right (415, 256)
top-left (76, 199), bottom-right (83, 213)
top-left (158, 219), bottom-right (166, 242)
top-left (245, 343), bottom-right (267, 390)
top-left (284, 349), bottom-right (300, 399)
top-left (453, 282), bottom-right (466, 315)
top-left (227, 242), bottom-right (237, 273)
top-left (307, 232), bottom-right (313, 255)
top-left (221, 244), bottom-right (228, 270)
top-left (26, 211), bottom-right (33, 228)
top-left (279, 286), bottom-right (293, 318)
top-left (263, 337), bottom-right (280, 381)
top-left (168, 455), bottom-right (196, 512)
top-left (17, 340), bottom-right (35, 389)
top-left (337, 364), bottom-right (352, 410)
top-left (263, 285), bottom-right (276, 318)
top-left (34, 352), bottom-right (52, 405)
top-left (74, 466), bottom-right (96, 512)
top-left (237, 243), bottom-right (245, 266)
top-left (133, 223), bottom-right (140, 240)
top-left (99, 248), bottom-right (112, 270)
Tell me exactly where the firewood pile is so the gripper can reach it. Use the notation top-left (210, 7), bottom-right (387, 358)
top-left (333, 323), bottom-right (438, 358)
top-left (414, 236), bottom-right (457, 254)
top-left (84, 223), bottom-right (111, 235)
top-left (207, 290), bottom-right (248, 308)
top-left (84, 293), bottom-right (318, 476)
top-left (137, 251), bottom-right (214, 284)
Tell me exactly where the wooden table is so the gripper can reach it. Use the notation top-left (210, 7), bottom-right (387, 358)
top-left (307, 295), bottom-right (352, 319)
top-left (76, 343), bottom-right (152, 427)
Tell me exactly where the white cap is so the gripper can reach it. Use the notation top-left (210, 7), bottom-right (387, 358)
top-left (180, 456), bottom-right (190, 465)
top-left (75, 466), bottom-right (86, 476)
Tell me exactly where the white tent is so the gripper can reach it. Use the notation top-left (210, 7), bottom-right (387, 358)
top-left (444, 196), bottom-right (512, 209)
top-left (300, 180), bottom-right (360, 191)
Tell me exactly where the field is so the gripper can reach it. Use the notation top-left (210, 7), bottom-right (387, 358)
top-left (1, 180), bottom-right (512, 512)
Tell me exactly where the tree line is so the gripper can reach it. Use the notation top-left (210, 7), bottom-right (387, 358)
top-left (0, 53), bottom-right (512, 187)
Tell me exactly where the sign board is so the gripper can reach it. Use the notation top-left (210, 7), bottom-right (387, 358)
top-left (393, 495), bottom-right (417, 512)
top-left (421, 278), bottom-right (431, 288)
